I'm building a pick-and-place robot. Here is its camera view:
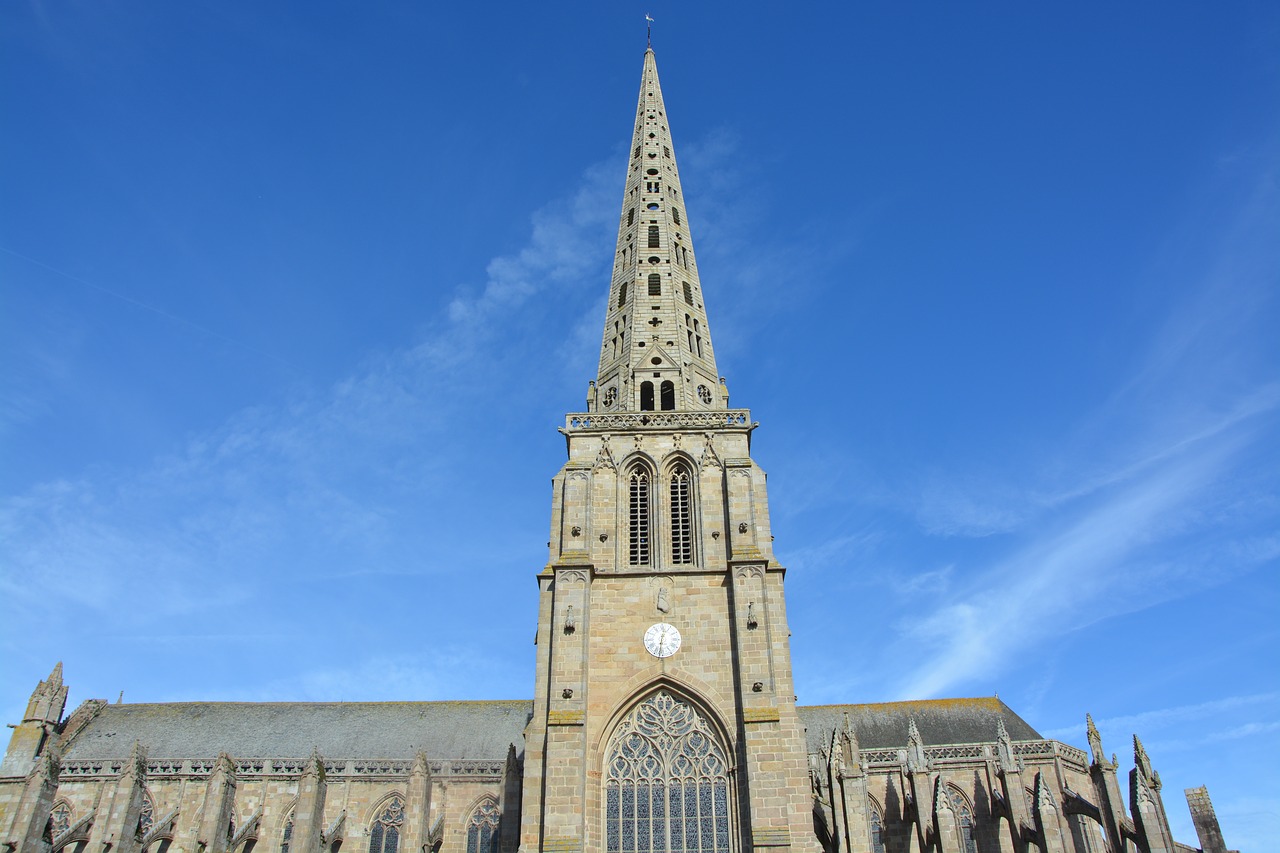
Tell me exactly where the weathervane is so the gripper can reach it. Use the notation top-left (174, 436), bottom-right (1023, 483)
top-left (646, 14), bottom-right (654, 48)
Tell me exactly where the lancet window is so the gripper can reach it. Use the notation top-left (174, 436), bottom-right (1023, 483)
top-left (669, 464), bottom-right (693, 564)
top-left (464, 798), bottom-right (500, 853)
top-left (604, 691), bottom-right (731, 853)
top-left (368, 797), bottom-right (404, 853)
top-left (648, 274), bottom-right (662, 296)
top-left (868, 809), bottom-right (885, 853)
top-left (618, 282), bottom-right (629, 308)
top-left (648, 226), bottom-right (660, 248)
top-left (138, 791), bottom-right (156, 835)
top-left (280, 811), bottom-right (295, 853)
top-left (953, 795), bottom-right (977, 853)
top-left (628, 465), bottom-right (652, 566)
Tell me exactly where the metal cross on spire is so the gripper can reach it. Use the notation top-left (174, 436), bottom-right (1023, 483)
top-left (646, 14), bottom-right (654, 48)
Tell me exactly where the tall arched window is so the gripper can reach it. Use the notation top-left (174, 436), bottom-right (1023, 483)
top-left (138, 790), bottom-right (156, 835)
top-left (464, 798), bottom-right (500, 853)
top-left (648, 226), bottom-right (660, 248)
top-left (640, 381), bottom-right (655, 411)
top-left (618, 282), bottom-right (629, 308)
top-left (952, 793), bottom-right (977, 853)
top-left (659, 381), bottom-right (675, 411)
top-left (669, 464), bottom-right (693, 564)
top-left (368, 798), bottom-right (404, 853)
top-left (648, 274), bottom-right (662, 296)
top-left (629, 466), bottom-right (651, 566)
top-left (280, 811), bottom-right (295, 853)
top-left (604, 691), bottom-right (731, 853)
top-left (868, 808), bottom-right (886, 853)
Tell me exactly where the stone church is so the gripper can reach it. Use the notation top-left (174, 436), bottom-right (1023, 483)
top-left (0, 47), bottom-right (1235, 853)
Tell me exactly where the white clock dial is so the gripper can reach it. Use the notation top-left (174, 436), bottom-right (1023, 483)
top-left (644, 622), bottom-right (682, 658)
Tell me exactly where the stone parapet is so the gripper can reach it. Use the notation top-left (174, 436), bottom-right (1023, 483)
top-left (564, 410), bottom-right (752, 431)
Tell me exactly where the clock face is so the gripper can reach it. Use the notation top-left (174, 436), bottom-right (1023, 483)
top-left (644, 622), bottom-right (682, 658)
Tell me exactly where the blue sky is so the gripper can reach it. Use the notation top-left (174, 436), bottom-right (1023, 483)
top-left (3, 2), bottom-right (1278, 847)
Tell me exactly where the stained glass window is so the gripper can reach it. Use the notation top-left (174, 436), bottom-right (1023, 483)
top-left (868, 809), bottom-right (885, 853)
top-left (465, 798), bottom-right (500, 853)
top-left (604, 691), bottom-right (731, 853)
top-left (138, 791), bottom-right (155, 835)
top-left (954, 796), bottom-right (977, 853)
top-left (368, 798), bottom-right (404, 853)
top-left (50, 802), bottom-right (72, 837)
top-left (280, 811), bottom-right (295, 853)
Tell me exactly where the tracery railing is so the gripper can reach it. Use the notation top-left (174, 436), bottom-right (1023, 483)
top-left (566, 411), bottom-right (751, 431)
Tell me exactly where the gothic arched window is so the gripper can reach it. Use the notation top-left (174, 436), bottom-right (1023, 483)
top-left (952, 793), bottom-right (977, 853)
top-left (669, 464), bottom-right (693, 565)
top-left (138, 790), bottom-right (156, 835)
top-left (629, 465), bottom-right (652, 566)
top-left (368, 798), bottom-right (404, 853)
top-left (280, 811), bottom-right (295, 853)
top-left (464, 798), bottom-right (500, 853)
top-left (604, 690), bottom-right (731, 853)
top-left (868, 808), bottom-right (886, 853)
top-left (50, 802), bottom-right (72, 838)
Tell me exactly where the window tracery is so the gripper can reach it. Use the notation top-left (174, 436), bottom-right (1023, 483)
top-left (280, 810), bottom-right (295, 853)
top-left (868, 808), bottom-right (886, 853)
top-left (368, 798), bottom-right (404, 853)
top-left (138, 790), bottom-right (156, 835)
top-left (952, 792), bottom-right (977, 853)
top-left (464, 798), bottom-right (500, 853)
top-left (50, 802), bottom-right (72, 837)
top-left (604, 690), bottom-right (731, 853)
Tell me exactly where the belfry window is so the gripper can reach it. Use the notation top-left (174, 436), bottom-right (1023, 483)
top-left (368, 798), bottom-right (404, 853)
top-left (647, 226), bottom-right (660, 248)
top-left (628, 466), bottom-right (651, 566)
top-left (604, 690), bottom-right (731, 853)
top-left (618, 282), bottom-right (629, 308)
top-left (672, 206), bottom-right (681, 225)
top-left (669, 464), bottom-right (693, 564)
top-left (465, 798), bottom-right (500, 853)
top-left (640, 381), bottom-right (655, 412)
top-left (682, 281), bottom-right (693, 305)
top-left (659, 380), bottom-right (675, 411)
top-left (648, 274), bottom-right (661, 296)
top-left (628, 208), bottom-right (635, 226)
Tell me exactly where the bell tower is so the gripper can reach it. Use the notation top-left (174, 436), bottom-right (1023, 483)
top-left (520, 48), bottom-right (819, 853)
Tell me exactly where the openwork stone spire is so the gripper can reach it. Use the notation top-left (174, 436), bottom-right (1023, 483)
top-left (594, 48), bottom-right (724, 415)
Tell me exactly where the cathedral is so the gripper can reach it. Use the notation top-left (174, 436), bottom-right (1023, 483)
top-left (0, 47), bottom-right (1235, 853)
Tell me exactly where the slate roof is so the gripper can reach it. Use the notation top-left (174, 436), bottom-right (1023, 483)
top-left (61, 701), bottom-right (533, 761)
top-left (796, 697), bottom-right (1041, 753)
top-left (58, 697), bottom-right (1040, 762)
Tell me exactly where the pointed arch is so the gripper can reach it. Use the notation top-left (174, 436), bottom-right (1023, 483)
top-left (664, 456), bottom-right (697, 565)
top-left (601, 686), bottom-right (734, 853)
top-left (50, 801), bottom-right (73, 838)
top-left (463, 796), bottom-right (500, 853)
top-left (367, 793), bottom-right (406, 853)
top-left (625, 459), bottom-right (655, 567)
top-left (867, 797), bottom-right (886, 853)
top-left (279, 804), bottom-right (297, 853)
top-left (947, 785), bottom-right (977, 853)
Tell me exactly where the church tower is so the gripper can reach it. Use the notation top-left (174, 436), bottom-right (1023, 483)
top-left (520, 48), bottom-right (819, 853)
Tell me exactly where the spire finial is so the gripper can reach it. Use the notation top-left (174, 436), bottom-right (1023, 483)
top-left (645, 14), bottom-right (654, 49)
